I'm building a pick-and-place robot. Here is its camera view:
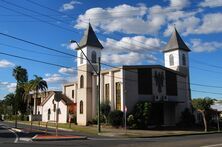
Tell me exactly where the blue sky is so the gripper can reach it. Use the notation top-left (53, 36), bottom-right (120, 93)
top-left (0, 0), bottom-right (222, 100)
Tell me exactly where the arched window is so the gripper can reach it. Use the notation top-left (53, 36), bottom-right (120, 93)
top-left (80, 100), bottom-right (83, 114)
top-left (91, 51), bottom-right (97, 63)
top-left (169, 54), bottom-right (174, 66)
top-left (80, 75), bottom-right (84, 88)
top-left (80, 52), bottom-right (83, 64)
top-left (182, 54), bottom-right (186, 66)
top-left (48, 109), bottom-right (51, 120)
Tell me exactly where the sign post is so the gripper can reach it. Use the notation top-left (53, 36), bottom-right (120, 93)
top-left (124, 106), bottom-right (127, 134)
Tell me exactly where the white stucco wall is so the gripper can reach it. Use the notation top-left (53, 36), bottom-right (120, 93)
top-left (77, 46), bottom-right (101, 67)
top-left (42, 94), bottom-right (68, 123)
top-left (63, 83), bottom-right (77, 103)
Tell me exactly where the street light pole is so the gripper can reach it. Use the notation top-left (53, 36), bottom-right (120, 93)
top-left (70, 40), bottom-right (101, 133)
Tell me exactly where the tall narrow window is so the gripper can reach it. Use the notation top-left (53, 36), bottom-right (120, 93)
top-left (48, 109), bottom-right (51, 120)
top-left (105, 84), bottom-right (110, 102)
top-left (72, 90), bottom-right (74, 99)
top-left (80, 75), bottom-right (84, 88)
top-left (182, 54), bottom-right (186, 66)
top-left (91, 51), bottom-right (97, 63)
top-left (169, 54), bottom-right (174, 66)
top-left (116, 82), bottom-right (121, 110)
top-left (80, 52), bottom-right (83, 64)
top-left (80, 100), bottom-right (83, 114)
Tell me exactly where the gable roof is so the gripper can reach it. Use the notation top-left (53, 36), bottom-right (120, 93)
top-left (163, 27), bottom-right (190, 52)
top-left (76, 23), bottom-right (103, 50)
top-left (40, 91), bottom-right (74, 106)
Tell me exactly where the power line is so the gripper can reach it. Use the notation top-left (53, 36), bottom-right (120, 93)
top-left (2, 42), bottom-right (222, 89)
top-left (2, 36), bottom-right (222, 84)
top-left (0, 4), bottom-right (74, 33)
top-left (0, 0), bottom-right (221, 95)
top-left (1, 30), bottom-right (222, 83)
top-left (0, 42), bottom-right (71, 59)
top-left (1, 51), bottom-right (222, 96)
top-left (0, 51), bottom-right (69, 68)
top-left (1, 0), bottom-right (161, 52)
top-left (1, 1), bottom-right (222, 79)
top-left (2, 0), bottom-right (218, 58)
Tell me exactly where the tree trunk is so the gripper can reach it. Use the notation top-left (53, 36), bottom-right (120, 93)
top-left (199, 110), bottom-right (207, 132)
top-left (34, 89), bottom-right (38, 115)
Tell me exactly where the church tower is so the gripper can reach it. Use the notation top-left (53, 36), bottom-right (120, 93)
top-left (163, 27), bottom-right (191, 104)
top-left (76, 23), bottom-right (103, 125)
top-left (163, 27), bottom-right (191, 75)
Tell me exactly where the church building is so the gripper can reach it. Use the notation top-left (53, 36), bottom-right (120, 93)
top-left (64, 23), bottom-right (192, 126)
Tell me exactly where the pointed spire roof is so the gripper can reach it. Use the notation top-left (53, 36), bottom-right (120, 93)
top-left (163, 27), bottom-right (190, 52)
top-left (77, 23), bottom-right (103, 50)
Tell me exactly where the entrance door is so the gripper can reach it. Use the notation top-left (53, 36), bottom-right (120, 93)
top-left (150, 103), bottom-right (164, 126)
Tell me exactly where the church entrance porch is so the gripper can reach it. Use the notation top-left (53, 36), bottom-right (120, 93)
top-left (149, 102), bottom-right (176, 126)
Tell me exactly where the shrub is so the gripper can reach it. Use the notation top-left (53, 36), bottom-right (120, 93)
top-left (91, 114), bottom-right (106, 125)
top-left (178, 108), bottom-right (195, 127)
top-left (128, 101), bottom-right (152, 129)
top-left (108, 110), bottom-right (123, 127)
top-left (101, 102), bottom-right (111, 123)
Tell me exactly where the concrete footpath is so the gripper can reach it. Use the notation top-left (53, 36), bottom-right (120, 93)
top-left (5, 121), bottom-right (222, 141)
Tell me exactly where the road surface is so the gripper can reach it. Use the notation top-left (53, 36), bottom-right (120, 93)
top-left (0, 121), bottom-right (222, 147)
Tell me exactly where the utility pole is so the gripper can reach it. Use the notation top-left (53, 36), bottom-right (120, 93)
top-left (97, 57), bottom-right (101, 133)
top-left (70, 40), bottom-right (101, 133)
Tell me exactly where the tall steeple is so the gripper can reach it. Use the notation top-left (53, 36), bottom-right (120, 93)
top-left (163, 27), bottom-right (190, 53)
top-left (76, 23), bottom-right (103, 125)
top-left (76, 23), bottom-right (103, 50)
top-left (163, 27), bottom-right (191, 75)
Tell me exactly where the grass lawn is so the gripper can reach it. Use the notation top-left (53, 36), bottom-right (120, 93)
top-left (7, 120), bottom-right (222, 137)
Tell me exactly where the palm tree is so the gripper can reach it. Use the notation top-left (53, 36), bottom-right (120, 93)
top-left (22, 82), bottom-right (33, 113)
top-left (30, 75), bottom-right (48, 115)
top-left (12, 66), bottom-right (28, 128)
top-left (13, 66), bottom-right (28, 85)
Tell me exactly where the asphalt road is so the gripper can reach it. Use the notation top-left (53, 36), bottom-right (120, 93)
top-left (0, 121), bottom-right (222, 147)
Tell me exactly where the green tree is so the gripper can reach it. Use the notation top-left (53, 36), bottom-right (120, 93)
top-left (13, 66), bottom-right (28, 85)
top-left (101, 101), bottom-right (111, 124)
top-left (12, 66), bottom-right (28, 127)
top-left (3, 93), bottom-right (16, 113)
top-left (129, 101), bottom-right (152, 129)
top-left (29, 75), bottom-right (48, 115)
top-left (0, 100), bottom-right (5, 117)
top-left (192, 98), bottom-right (214, 132)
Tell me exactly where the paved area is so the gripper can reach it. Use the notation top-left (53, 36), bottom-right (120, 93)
top-left (1, 121), bottom-right (222, 147)
top-left (32, 134), bottom-right (87, 141)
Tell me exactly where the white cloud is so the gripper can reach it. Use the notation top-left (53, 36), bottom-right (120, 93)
top-left (164, 16), bottom-right (201, 36)
top-left (44, 74), bottom-right (68, 84)
top-left (75, 3), bottom-right (207, 36)
top-left (0, 82), bottom-right (16, 92)
top-left (190, 39), bottom-right (222, 52)
top-left (0, 59), bottom-right (15, 68)
top-left (169, 0), bottom-right (190, 9)
top-left (199, 0), bottom-right (222, 8)
top-left (48, 86), bottom-right (62, 91)
top-left (101, 36), bottom-right (160, 65)
top-left (58, 67), bottom-right (75, 74)
top-left (75, 4), bottom-right (167, 35)
top-left (59, 1), bottom-right (81, 12)
top-left (194, 13), bottom-right (222, 34)
top-left (102, 36), bottom-right (162, 53)
top-left (102, 52), bottom-right (157, 65)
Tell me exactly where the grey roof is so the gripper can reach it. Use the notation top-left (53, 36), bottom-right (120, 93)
top-left (163, 27), bottom-right (190, 52)
top-left (77, 23), bottom-right (103, 50)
